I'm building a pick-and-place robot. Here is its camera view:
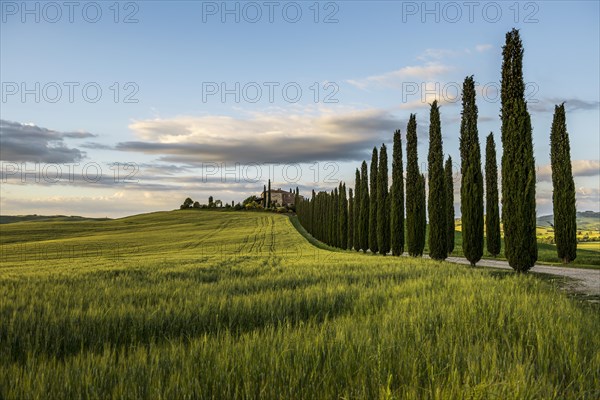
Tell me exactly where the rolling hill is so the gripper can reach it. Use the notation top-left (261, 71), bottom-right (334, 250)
top-left (537, 211), bottom-right (600, 231)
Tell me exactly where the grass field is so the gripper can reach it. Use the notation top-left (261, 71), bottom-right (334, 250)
top-left (447, 231), bottom-right (600, 269)
top-left (453, 220), bottom-right (600, 269)
top-left (1, 210), bottom-right (599, 399)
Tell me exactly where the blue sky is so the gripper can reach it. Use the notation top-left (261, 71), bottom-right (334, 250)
top-left (1, 0), bottom-right (599, 217)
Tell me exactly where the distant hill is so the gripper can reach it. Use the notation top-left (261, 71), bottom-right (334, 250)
top-left (0, 215), bottom-right (112, 224)
top-left (537, 211), bottom-right (600, 231)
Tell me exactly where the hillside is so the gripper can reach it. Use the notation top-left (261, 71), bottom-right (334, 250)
top-left (1, 211), bottom-right (598, 399)
top-left (0, 215), bottom-right (111, 224)
top-left (537, 211), bottom-right (600, 231)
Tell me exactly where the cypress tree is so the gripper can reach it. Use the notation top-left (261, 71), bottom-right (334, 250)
top-left (332, 188), bottom-right (339, 247)
top-left (354, 169), bottom-right (361, 251)
top-left (324, 192), bottom-right (329, 244)
top-left (415, 173), bottom-right (427, 256)
top-left (311, 190), bottom-right (316, 234)
top-left (406, 114), bottom-right (421, 256)
top-left (267, 179), bottom-right (272, 208)
top-left (485, 133), bottom-right (501, 257)
top-left (427, 100), bottom-right (447, 260)
top-left (369, 147), bottom-right (379, 254)
top-left (326, 192), bottom-right (330, 243)
top-left (316, 192), bottom-right (323, 241)
top-left (322, 194), bottom-right (326, 241)
top-left (460, 75), bottom-right (484, 266)
top-left (445, 156), bottom-right (455, 254)
top-left (348, 188), bottom-right (354, 250)
top-left (501, 28), bottom-right (538, 272)
top-left (263, 185), bottom-right (267, 208)
top-left (550, 104), bottom-right (577, 263)
top-left (391, 129), bottom-right (405, 256)
top-left (339, 183), bottom-right (348, 249)
top-left (360, 161), bottom-right (370, 253)
top-left (377, 144), bottom-right (390, 255)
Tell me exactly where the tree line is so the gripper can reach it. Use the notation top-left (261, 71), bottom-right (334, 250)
top-left (297, 29), bottom-right (578, 271)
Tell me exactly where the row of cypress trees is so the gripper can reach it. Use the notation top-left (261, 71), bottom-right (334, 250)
top-left (296, 183), bottom-right (350, 249)
top-left (297, 28), bottom-right (577, 269)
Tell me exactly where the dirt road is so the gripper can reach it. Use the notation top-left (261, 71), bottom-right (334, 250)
top-left (441, 255), bottom-right (600, 296)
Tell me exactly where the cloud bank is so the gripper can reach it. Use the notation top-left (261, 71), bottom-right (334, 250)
top-left (0, 120), bottom-right (95, 163)
top-left (117, 109), bottom-right (403, 164)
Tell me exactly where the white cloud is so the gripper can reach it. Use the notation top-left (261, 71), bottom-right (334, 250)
top-left (537, 160), bottom-right (600, 182)
top-left (347, 63), bottom-right (452, 90)
top-left (529, 98), bottom-right (600, 113)
top-left (397, 81), bottom-right (462, 109)
top-left (349, 43), bottom-right (496, 91)
top-left (417, 48), bottom-right (461, 61)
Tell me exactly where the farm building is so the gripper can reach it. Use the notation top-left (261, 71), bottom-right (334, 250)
top-left (258, 188), bottom-right (298, 207)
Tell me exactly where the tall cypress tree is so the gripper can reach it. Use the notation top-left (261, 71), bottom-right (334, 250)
top-left (294, 187), bottom-right (299, 208)
top-left (332, 188), bottom-right (339, 247)
top-left (501, 29), bottom-right (538, 272)
top-left (369, 147), bottom-right (379, 254)
top-left (354, 169), bottom-right (361, 251)
top-left (485, 133), bottom-right (501, 257)
top-left (263, 185), bottom-right (267, 208)
top-left (267, 179), bottom-right (272, 208)
top-left (377, 144), bottom-right (390, 255)
top-left (550, 103), bottom-right (577, 263)
top-left (406, 114), bottom-right (421, 256)
top-left (415, 173), bottom-right (427, 256)
top-left (348, 188), bottom-right (354, 250)
top-left (427, 100), bottom-right (447, 260)
top-left (324, 191), bottom-right (329, 244)
top-left (339, 183), bottom-right (348, 249)
top-left (460, 76), bottom-right (484, 266)
top-left (445, 156), bottom-right (455, 254)
top-left (391, 129), bottom-right (405, 256)
top-left (311, 190), bottom-right (316, 234)
top-left (360, 161), bottom-right (370, 253)
top-left (330, 190), bottom-right (336, 245)
top-left (324, 193), bottom-right (329, 242)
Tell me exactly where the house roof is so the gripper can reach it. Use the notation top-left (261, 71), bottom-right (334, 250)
top-left (268, 189), bottom-right (294, 194)
top-left (257, 189), bottom-right (301, 199)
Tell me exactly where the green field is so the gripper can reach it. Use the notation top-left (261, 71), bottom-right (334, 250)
top-left (447, 231), bottom-right (600, 269)
top-left (1, 211), bottom-right (599, 399)
top-left (537, 211), bottom-right (600, 232)
top-left (453, 219), bottom-right (600, 269)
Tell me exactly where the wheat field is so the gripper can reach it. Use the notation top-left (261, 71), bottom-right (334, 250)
top-left (1, 210), bottom-right (598, 399)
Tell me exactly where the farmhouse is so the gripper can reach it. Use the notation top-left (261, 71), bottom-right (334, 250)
top-left (258, 188), bottom-right (298, 207)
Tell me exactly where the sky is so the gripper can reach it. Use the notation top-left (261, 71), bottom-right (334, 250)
top-left (1, 0), bottom-right (599, 217)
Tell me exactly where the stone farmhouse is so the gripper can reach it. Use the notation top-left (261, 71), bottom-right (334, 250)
top-left (258, 188), bottom-right (298, 207)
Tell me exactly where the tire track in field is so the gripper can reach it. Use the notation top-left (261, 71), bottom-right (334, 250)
top-left (236, 218), bottom-right (254, 254)
top-left (269, 215), bottom-right (277, 254)
top-left (183, 217), bottom-right (233, 251)
top-left (241, 215), bottom-right (262, 254)
top-left (254, 215), bottom-right (268, 255)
